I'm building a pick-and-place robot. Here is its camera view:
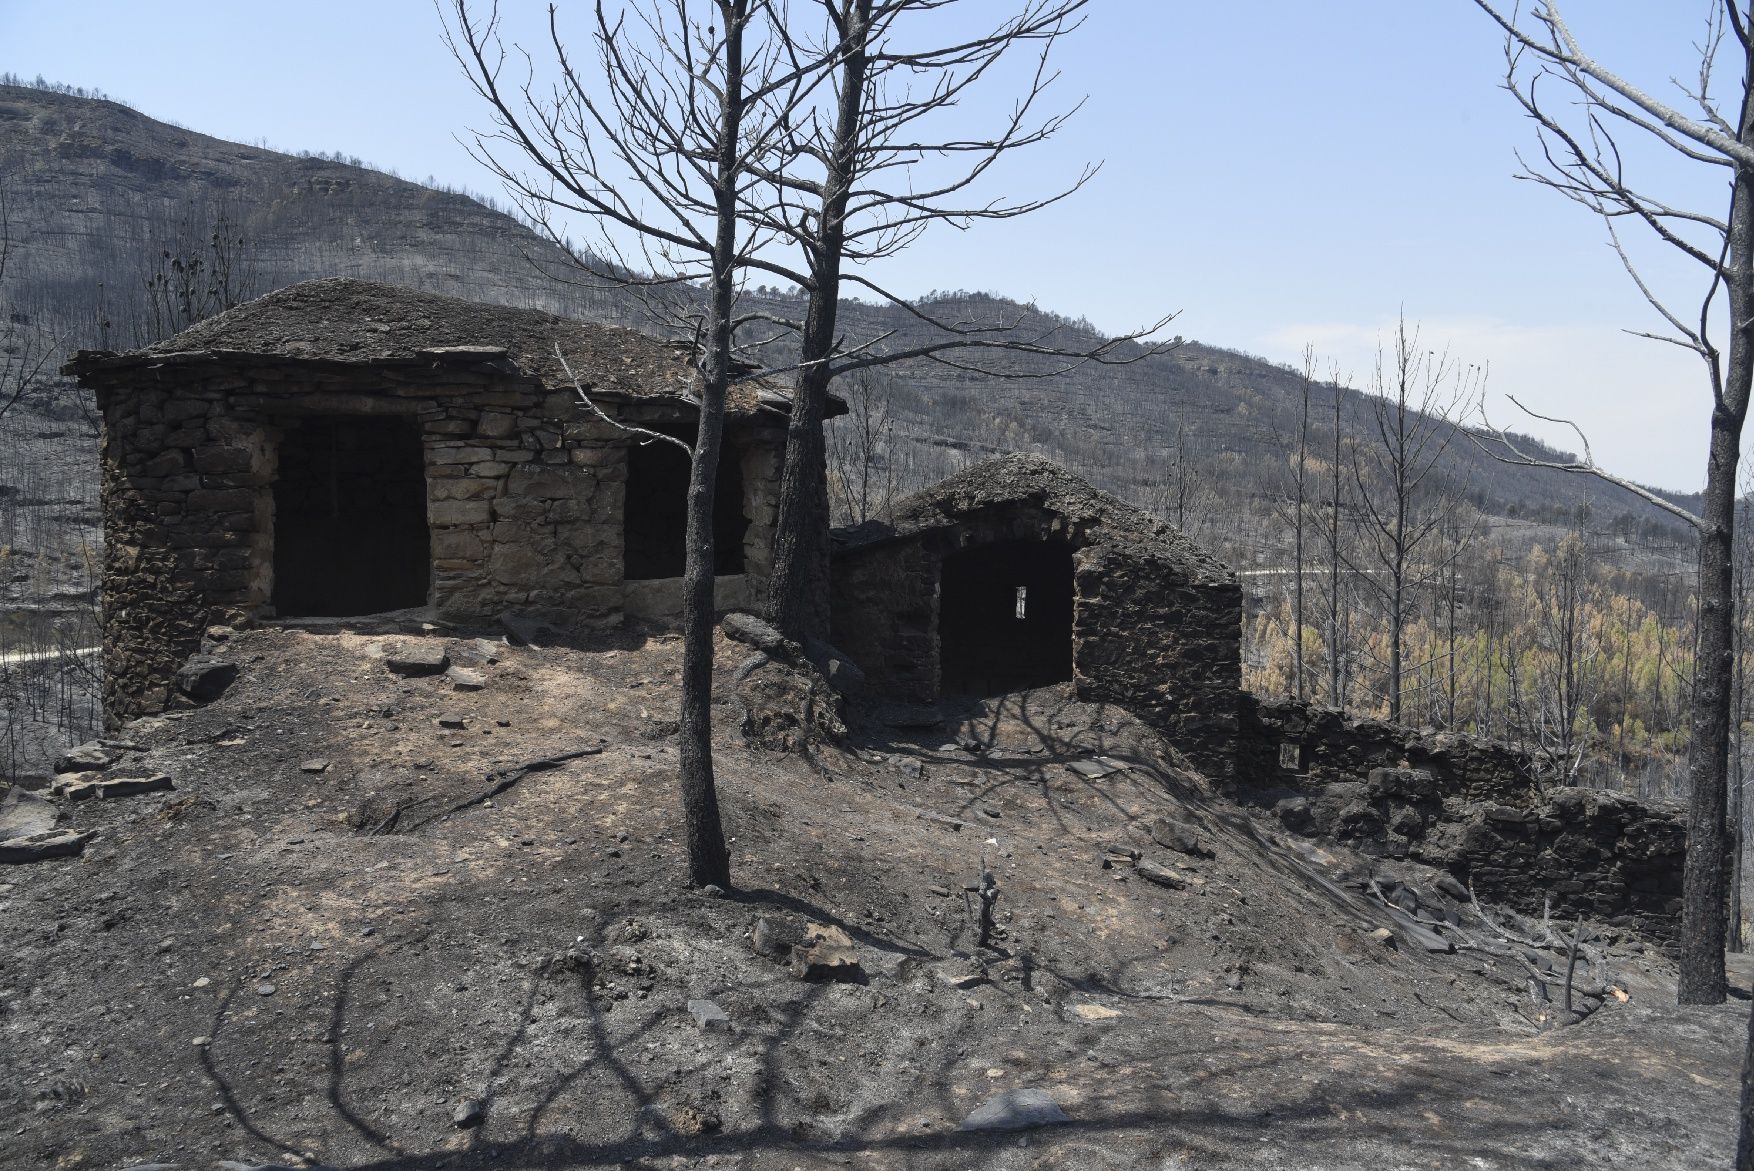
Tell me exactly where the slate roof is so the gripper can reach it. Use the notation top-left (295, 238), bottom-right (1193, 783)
top-left (65, 277), bottom-right (808, 416)
top-left (833, 453), bottom-right (1234, 583)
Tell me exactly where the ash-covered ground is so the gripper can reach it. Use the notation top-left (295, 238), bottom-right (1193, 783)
top-left (0, 625), bottom-right (1746, 1170)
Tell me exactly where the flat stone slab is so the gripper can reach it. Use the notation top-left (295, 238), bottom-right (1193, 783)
top-left (1134, 860), bottom-right (1188, 890)
top-left (0, 786), bottom-right (58, 842)
top-left (382, 643), bottom-right (449, 676)
top-left (447, 666), bottom-right (487, 691)
top-left (0, 829), bottom-right (91, 864)
top-left (1067, 758), bottom-right (1123, 780)
top-left (54, 742), bottom-right (121, 773)
top-left (686, 998), bottom-right (730, 1029)
top-left (959, 1087), bottom-right (1071, 1132)
top-left (58, 774), bottom-right (175, 801)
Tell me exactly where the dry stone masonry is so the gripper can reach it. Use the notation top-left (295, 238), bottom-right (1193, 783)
top-left (64, 283), bottom-right (1691, 944)
top-left (68, 279), bottom-right (803, 723)
top-left (831, 455), bottom-right (1243, 778)
top-left (1246, 698), bottom-right (1689, 941)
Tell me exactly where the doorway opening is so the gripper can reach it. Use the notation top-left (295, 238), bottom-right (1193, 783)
top-left (623, 427), bottom-right (749, 579)
top-left (271, 415), bottom-right (430, 616)
top-left (939, 539), bottom-right (1074, 696)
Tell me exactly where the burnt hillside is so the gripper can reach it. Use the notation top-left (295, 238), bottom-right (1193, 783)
top-left (0, 80), bottom-right (1699, 553)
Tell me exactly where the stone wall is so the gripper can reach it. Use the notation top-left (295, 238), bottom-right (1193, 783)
top-left (1271, 770), bottom-right (1688, 941)
top-left (96, 366), bottom-right (784, 723)
top-left (831, 474), bottom-right (1242, 778)
top-left (829, 537), bottom-right (938, 700)
top-left (1244, 699), bottom-right (1689, 940)
top-left (1242, 696), bottom-right (1536, 805)
top-left (1075, 542), bottom-right (1242, 778)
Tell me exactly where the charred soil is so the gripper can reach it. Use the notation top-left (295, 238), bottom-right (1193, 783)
top-left (0, 626), bottom-right (1745, 1170)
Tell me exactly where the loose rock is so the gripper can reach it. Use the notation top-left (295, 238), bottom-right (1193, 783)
top-left (59, 774), bottom-right (175, 801)
top-left (1134, 860), bottom-right (1188, 890)
top-left (722, 611), bottom-right (789, 653)
top-left (687, 998), bottom-right (729, 1029)
top-left (0, 830), bottom-right (91, 864)
top-left (175, 657), bottom-right (239, 702)
top-left (54, 742), bottom-right (120, 773)
top-left (447, 667), bottom-right (487, 691)
top-left (958, 1087), bottom-right (1071, 1132)
top-left (382, 643), bottom-right (449, 677)
top-left (789, 922), bottom-right (862, 982)
top-left (1150, 815), bottom-right (1214, 859)
top-left (0, 786), bottom-right (58, 841)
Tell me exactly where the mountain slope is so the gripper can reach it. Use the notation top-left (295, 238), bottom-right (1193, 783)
top-left (0, 83), bottom-right (625, 341)
top-left (0, 81), bottom-right (1698, 564)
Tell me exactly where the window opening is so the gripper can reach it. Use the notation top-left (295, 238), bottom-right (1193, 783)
top-left (623, 425), bottom-right (748, 579)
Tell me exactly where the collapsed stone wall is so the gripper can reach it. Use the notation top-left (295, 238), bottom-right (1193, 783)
top-left (1244, 698), bottom-right (1688, 941)
top-left (95, 367), bottom-right (783, 723)
top-left (1242, 696), bottom-right (1536, 804)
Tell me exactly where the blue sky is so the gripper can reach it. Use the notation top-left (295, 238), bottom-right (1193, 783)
top-left (0, 1), bottom-right (1731, 492)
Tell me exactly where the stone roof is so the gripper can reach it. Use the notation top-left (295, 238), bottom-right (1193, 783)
top-left (64, 277), bottom-right (806, 416)
top-left (834, 453), bottom-right (1234, 583)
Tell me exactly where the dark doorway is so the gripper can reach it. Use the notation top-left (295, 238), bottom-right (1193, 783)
top-left (624, 426), bottom-right (749, 579)
top-left (272, 415), bottom-right (430, 617)
top-left (939, 539), bottom-right (1075, 696)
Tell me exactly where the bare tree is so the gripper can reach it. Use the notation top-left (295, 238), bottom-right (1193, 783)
top-left (1346, 315), bottom-right (1480, 723)
top-left (138, 200), bottom-right (259, 345)
top-left (1732, 485), bottom-right (1754, 952)
top-left (444, 0), bottom-right (825, 889)
top-left (1525, 534), bottom-right (1603, 783)
top-left (1323, 363), bottom-right (1355, 708)
top-left (0, 182), bottom-right (56, 422)
top-left (754, 0), bottom-right (1176, 643)
top-left (1469, 0), bottom-right (1753, 1008)
top-left (1292, 348), bottom-right (1315, 702)
top-left (1140, 419), bottom-right (1220, 542)
top-left (825, 365), bottom-right (896, 525)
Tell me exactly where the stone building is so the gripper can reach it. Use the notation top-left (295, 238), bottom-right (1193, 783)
top-left (830, 455), bottom-right (1243, 776)
top-left (67, 278), bottom-right (815, 721)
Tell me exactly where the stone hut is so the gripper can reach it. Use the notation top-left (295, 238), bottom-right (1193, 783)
top-left (67, 278), bottom-right (819, 722)
top-left (830, 455), bottom-right (1242, 775)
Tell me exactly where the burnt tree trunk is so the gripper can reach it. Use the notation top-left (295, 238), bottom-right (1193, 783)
top-left (1742, 989), bottom-right (1754, 1169)
top-left (1684, 52), bottom-right (1754, 1004)
top-left (675, 1), bottom-right (751, 892)
top-left (1681, 389), bottom-right (1742, 1003)
top-left (767, 0), bottom-right (872, 646)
